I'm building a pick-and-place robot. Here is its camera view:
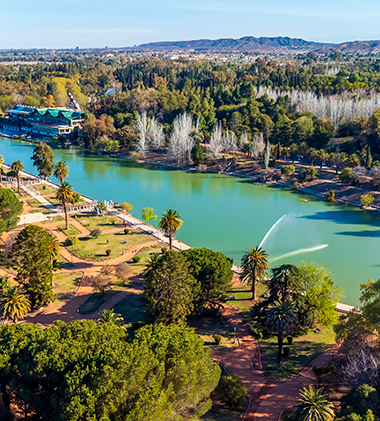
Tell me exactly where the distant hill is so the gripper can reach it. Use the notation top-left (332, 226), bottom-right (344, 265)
top-left (133, 36), bottom-right (380, 53)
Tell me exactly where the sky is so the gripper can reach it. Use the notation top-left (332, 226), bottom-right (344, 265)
top-left (1, 0), bottom-right (380, 49)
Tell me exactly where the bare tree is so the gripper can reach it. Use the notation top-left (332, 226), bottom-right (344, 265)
top-left (168, 113), bottom-right (195, 162)
top-left (251, 132), bottom-right (265, 160)
top-left (135, 112), bottom-right (149, 154)
top-left (342, 349), bottom-right (380, 386)
top-left (208, 122), bottom-right (223, 159)
top-left (148, 117), bottom-right (165, 149)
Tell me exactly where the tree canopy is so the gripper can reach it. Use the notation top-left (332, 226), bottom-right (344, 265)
top-left (31, 142), bottom-right (55, 179)
top-left (0, 188), bottom-right (23, 235)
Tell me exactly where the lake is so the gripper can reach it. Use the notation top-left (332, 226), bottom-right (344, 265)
top-left (1, 136), bottom-right (379, 305)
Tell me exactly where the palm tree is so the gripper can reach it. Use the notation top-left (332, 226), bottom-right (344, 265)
top-left (240, 246), bottom-right (269, 300)
top-left (98, 309), bottom-right (124, 326)
top-left (54, 160), bottom-right (69, 183)
top-left (325, 190), bottom-right (336, 203)
top-left (56, 181), bottom-right (74, 230)
top-left (306, 166), bottom-right (318, 180)
top-left (266, 301), bottom-right (298, 368)
top-left (0, 286), bottom-right (31, 323)
top-left (158, 209), bottom-right (183, 250)
top-left (309, 149), bottom-right (319, 167)
top-left (11, 160), bottom-right (24, 194)
top-left (319, 149), bottom-right (328, 169)
top-left (294, 386), bottom-right (335, 421)
top-left (144, 253), bottom-right (162, 280)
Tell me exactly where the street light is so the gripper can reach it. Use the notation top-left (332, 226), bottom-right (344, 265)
top-left (77, 309), bottom-right (80, 321)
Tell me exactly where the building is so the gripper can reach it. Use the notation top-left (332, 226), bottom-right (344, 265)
top-left (0, 106), bottom-right (85, 137)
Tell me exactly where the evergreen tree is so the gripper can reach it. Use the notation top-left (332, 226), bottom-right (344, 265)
top-left (0, 188), bottom-right (23, 235)
top-left (31, 142), bottom-right (55, 179)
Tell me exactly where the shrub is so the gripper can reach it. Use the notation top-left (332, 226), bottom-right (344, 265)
top-left (298, 170), bottom-right (308, 182)
top-left (65, 236), bottom-right (79, 246)
top-left (339, 167), bottom-right (353, 184)
top-left (325, 190), bottom-right (336, 202)
top-left (110, 218), bottom-right (116, 225)
top-left (42, 185), bottom-right (46, 190)
top-left (361, 193), bottom-right (375, 208)
top-left (313, 362), bottom-right (335, 379)
top-left (90, 228), bottom-right (101, 238)
top-left (283, 347), bottom-right (290, 357)
top-left (105, 249), bottom-right (111, 256)
top-left (286, 336), bottom-right (293, 345)
top-left (293, 182), bottom-right (300, 190)
top-left (132, 256), bottom-right (141, 263)
top-left (281, 165), bottom-right (295, 177)
top-left (124, 228), bottom-right (130, 235)
top-left (213, 334), bottom-right (222, 345)
top-left (216, 375), bottom-right (248, 408)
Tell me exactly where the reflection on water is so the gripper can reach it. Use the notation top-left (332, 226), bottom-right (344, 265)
top-left (1, 137), bottom-right (379, 305)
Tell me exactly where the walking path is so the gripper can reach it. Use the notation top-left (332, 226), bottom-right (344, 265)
top-left (211, 303), bottom-right (339, 421)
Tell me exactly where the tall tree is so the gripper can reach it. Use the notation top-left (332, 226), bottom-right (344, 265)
top-left (10, 160), bottom-right (24, 194)
top-left (240, 246), bottom-right (269, 300)
top-left (8, 225), bottom-right (58, 308)
top-left (53, 160), bottom-right (69, 183)
top-left (31, 142), bottom-right (55, 179)
top-left (141, 207), bottom-right (157, 224)
top-left (0, 285), bottom-right (30, 323)
top-left (56, 181), bottom-right (74, 230)
top-left (0, 188), bottom-right (23, 235)
top-left (266, 301), bottom-right (298, 367)
top-left (265, 264), bottom-right (302, 304)
top-left (144, 250), bottom-right (199, 324)
top-left (183, 247), bottom-right (233, 311)
top-left (294, 386), bottom-right (335, 421)
top-left (158, 209), bottom-right (183, 250)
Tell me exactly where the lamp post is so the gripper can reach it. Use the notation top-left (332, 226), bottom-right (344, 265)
top-left (77, 309), bottom-right (80, 321)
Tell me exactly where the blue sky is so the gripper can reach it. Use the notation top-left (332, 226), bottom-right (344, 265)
top-left (1, 0), bottom-right (380, 49)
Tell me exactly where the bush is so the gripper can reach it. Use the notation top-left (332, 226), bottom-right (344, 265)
top-left (281, 165), bottom-right (295, 177)
top-left (105, 249), bottom-right (111, 256)
top-left (286, 336), bottom-right (293, 345)
top-left (339, 167), bottom-right (353, 184)
top-left (132, 256), bottom-right (141, 263)
top-left (65, 236), bottom-right (79, 246)
top-left (361, 193), bottom-right (375, 208)
top-left (325, 190), bottom-right (336, 203)
top-left (213, 334), bottom-right (222, 345)
top-left (42, 185), bottom-right (46, 190)
top-left (90, 228), bottom-right (101, 238)
top-left (298, 170), bottom-right (308, 182)
top-left (216, 375), bottom-right (248, 409)
top-left (313, 362), bottom-right (335, 379)
top-left (115, 262), bottom-right (131, 281)
top-left (124, 228), bottom-right (130, 235)
top-left (110, 218), bottom-right (116, 225)
top-left (283, 347), bottom-right (290, 357)
top-left (293, 182), bottom-right (300, 190)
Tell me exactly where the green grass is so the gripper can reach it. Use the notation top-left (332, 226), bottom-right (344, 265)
top-left (58, 224), bottom-right (80, 236)
top-left (67, 230), bottom-right (152, 262)
top-left (113, 290), bottom-right (146, 325)
top-left (188, 316), bottom-right (237, 350)
top-left (78, 275), bottom-right (127, 315)
top-left (52, 271), bottom-right (81, 304)
top-left (260, 324), bottom-right (336, 379)
top-left (46, 196), bottom-right (61, 206)
top-left (34, 184), bottom-right (57, 195)
top-left (74, 213), bottom-right (125, 232)
top-left (129, 244), bottom-right (162, 275)
top-left (201, 404), bottom-right (244, 421)
top-left (225, 283), bottom-right (266, 320)
top-left (27, 198), bottom-right (44, 208)
top-left (56, 254), bottom-right (72, 270)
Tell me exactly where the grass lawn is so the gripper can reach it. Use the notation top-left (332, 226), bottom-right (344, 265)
top-left (34, 184), bottom-right (57, 196)
top-left (260, 324), bottom-right (336, 379)
top-left (113, 289), bottom-right (146, 325)
top-left (68, 230), bottom-right (152, 262)
top-left (188, 316), bottom-right (237, 350)
top-left (52, 271), bottom-right (81, 304)
top-left (78, 275), bottom-right (127, 315)
top-left (129, 244), bottom-right (162, 275)
top-left (56, 254), bottom-right (72, 270)
top-left (74, 213), bottom-right (125, 232)
top-left (46, 196), bottom-right (62, 206)
top-left (201, 403), bottom-right (244, 421)
top-left (225, 283), bottom-right (266, 320)
top-left (58, 224), bottom-right (80, 236)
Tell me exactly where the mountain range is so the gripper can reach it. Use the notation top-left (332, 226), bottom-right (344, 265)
top-left (133, 36), bottom-right (380, 54)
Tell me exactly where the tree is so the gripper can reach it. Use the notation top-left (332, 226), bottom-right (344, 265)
top-left (56, 181), bottom-right (74, 230)
top-left (141, 207), bottom-right (157, 224)
top-left (0, 285), bottom-right (31, 323)
top-left (340, 168), bottom-right (353, 184)
top-left (10, 160), bottom-right (24, 194)
top-left (119, 202), bottom-right (133, 215)
top-left (325, 190), bottom-right (336, 202)
top-left (90, 228), bottom-right (101, 238)
top-left (31, 142), bottom-right (55, 179)
top-left (281, 165), bottom-right (295, 177)
top-left (294, 386), bottom-right (335, 421)
top-left (53, 160), bottom-right (69, 183)
top-left (240, 246), bottom-right (269, 300)
top-left (339, 384), bottom-right (379, 420)
top-left (144, 250), bottom-right (199, 324)
top-left (215, 375), bottom-right (247, 409)
top-left (0, 188), bottom-right (23, 235)
top-left (0, 321), bottom-right (220, 420)
top-left (158, 209), bottom-right (183, 250)
top-left (191, 142), bottom-right (206, 165)
top-left (182, 247), bottom-right (233, 311)
top-left (265, 264), bottom-right (302, 304)
top-left (8, 225), bottom-right (57, 308)
top-left (360, 194), bottom-right (374, 208)
top-left (306, 166), bottom-right (318, 180)
top-left (266, 301), bottom-right (298, 367)
top-left (93, 274), bottom-right (112, 300)
top-left (98, 309), bottom-right (124, 326)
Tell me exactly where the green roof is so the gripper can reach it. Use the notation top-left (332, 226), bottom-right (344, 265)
top-left (32, 108), bottom-right (84, 119)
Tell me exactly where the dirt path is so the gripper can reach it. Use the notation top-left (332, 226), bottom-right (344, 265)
top-left (211, 304), bottom-right (338, 421)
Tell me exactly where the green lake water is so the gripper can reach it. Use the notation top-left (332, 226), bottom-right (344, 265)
top-left (1, 137), bottom-right (379, 305)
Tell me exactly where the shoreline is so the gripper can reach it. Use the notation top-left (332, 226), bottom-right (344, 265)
top-left (3, 160), bottom-right (358, 313)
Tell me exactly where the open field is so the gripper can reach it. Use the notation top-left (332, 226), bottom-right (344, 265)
top-left (74, 213), bottom-right (125, 232)
top-left (52, 271), bottom-right (82, 304)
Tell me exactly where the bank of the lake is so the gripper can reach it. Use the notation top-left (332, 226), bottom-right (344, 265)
top-left (1, 136), bottom-right (379, 305)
